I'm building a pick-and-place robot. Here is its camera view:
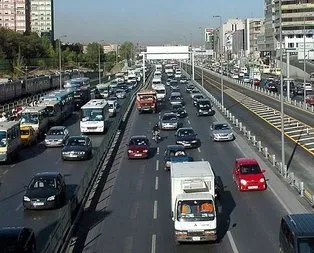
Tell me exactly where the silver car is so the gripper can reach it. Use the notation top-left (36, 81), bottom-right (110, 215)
top-left (210, 122), bottom-right (234, 141)
top-left (160, 113), bottom-right (179, 130)
top-left (44, 126), bottom-right (69, 147)
top-left (115, 89), bottom-right (126, 99)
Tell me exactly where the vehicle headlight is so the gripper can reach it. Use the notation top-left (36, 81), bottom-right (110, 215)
top-left (259, 178), bottom-right (265, 183)
top-left (143, 149), bottom-right (148, 153)
top-left (63, 152), bottom-right (70, 155)
top-left (205, 230), bottom-right (216, 235)
top-left (214, 133), bottom-right (219, 137)
top-left (191, 140), bottom-right (197, 143)
top-left (78, 151), bottom-right (86, 155)
top-left (58, 139), bottom-right (63, 142)
top-left (23, 196), bottom-right (30, 202)
top-left (240, 179), bottom-right (247, 185)
top-left (175, 230), bottom-right (188, 236)
top-left (228, 133), bottom-right (233, 136)
top-left (47, 195), bottom-right (55, 201)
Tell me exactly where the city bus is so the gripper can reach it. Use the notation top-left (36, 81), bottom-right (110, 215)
top-left (19, 105), bottom-right (49, 138)
top-left (80, 99), bottom-right (109, 133)
top-left (0, 121), bottom-right (23, 162)
top-left (64, 78), bottom-right (91, 109)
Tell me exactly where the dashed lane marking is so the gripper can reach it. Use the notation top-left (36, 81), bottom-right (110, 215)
top-left (157, 147), bottom-right (159, 155)
top-left (153, 200), bottom-right (158, 219)
top-left (227, 231), bottom-right (239, 253)
top-left (151, 234), bottom-right (156, 253)
top-left (155, 177), bottom-right (159, 190)
top-left (15, 203), bottom-right (22, 212)
top-left (197, 148), bottom-right (201, 153)
top-left (156, 160), bottom-right (159, 171)
top-left (3, 170), bottom-right (8, 175)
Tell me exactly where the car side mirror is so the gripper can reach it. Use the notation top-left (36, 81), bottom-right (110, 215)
top-left (262, 169), bottom-right (266, 173)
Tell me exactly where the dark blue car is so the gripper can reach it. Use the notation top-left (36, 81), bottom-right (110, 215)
top-left (175, 127), bottom-right (200, 149)
top-left (163, 145), bottom-right (193, 170)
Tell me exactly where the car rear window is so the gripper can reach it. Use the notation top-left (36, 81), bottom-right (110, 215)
top-left (163, 115), bottom-right (177, 121)
top-left (130, 138), bottom-right (148, 146)
top-left (240, 164), bottom-right (261, 174)
top-left (214, 124), bottom-right (230, 130)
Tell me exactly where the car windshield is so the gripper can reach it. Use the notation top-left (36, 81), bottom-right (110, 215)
top-left (129, 138), bottom-right (148, 146)
top-left (178, 129), bottom-right (195, 137)
top-left (188, 85), bottom-right (194, 89)
top-left (156, 89), bottom-right (166, 94)
top-left (47, 129), bottom-right (64, 135)
top-left (81, 108), bottom-right (103, 121)
top-left (0, 131), bottom-right (7, 147)
top-left (169, 150), bottom-right (187, 157)
top-left (170, 81), bottom-right (177, 85)
top-left (20, 129), bottom-right (30, 135)
top-left (171, 95), bottom-right (181, 100)
top-left (163, 115), bottom-right (177, 121)
top-left (177, 200), bottom-right (215, 222)
top-left (67, 138), bottom-right (86, 146)
top-left (240, 164), bottom-right (261, 174)
top-left (298, 237), bottom-right (314, 252)
top-left (199, 102), bottom-right (211, 108)
top-left (172, 105), bottom-right (183, 110)
top-left (214, 123), bottom-right (230, 130)
top-left (29, 177), bottom-right (56, 189)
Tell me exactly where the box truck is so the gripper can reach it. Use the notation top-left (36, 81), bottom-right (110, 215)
top-left (170, 161), bottom-right (217, 243)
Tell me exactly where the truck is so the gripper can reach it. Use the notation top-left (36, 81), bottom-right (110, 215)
top-left (171, 161), bottom-right (217, 243)
top-left (135, 89), bottom-right (157, 113)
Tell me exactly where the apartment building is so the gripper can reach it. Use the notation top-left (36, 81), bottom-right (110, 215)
top-left (30, 0), bottom-right (54, 40)
top-left (274, 0), bottom-right (314, 55)
top-left (264, 0), bottom-right (277, 57)
top-left (244, 18), bottom-right (264, 59)
top-left (0, 0), bottom-right (30, 33)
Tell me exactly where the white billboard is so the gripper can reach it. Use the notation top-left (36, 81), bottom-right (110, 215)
top-left (298, 42), bottom-right (314, 60)
top-left (146, 46), bottom-right (190, 60)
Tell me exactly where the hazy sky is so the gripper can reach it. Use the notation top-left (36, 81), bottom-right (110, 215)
top-left (55, 0), bottom-right (264, 46)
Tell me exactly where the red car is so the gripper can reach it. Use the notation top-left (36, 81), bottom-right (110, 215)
top-left (252, 79), bottom-right (261, 86)
top-left (127, 135), bottom-right (150, 159)
top-left (306, 95), bottom-right (314, 106)
top-left (233, 158), bottom-right (266, 191)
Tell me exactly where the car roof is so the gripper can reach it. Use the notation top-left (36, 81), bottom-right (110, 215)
top-left (166, 145), bottom-right (185, 151)
top-left (49, 126), bottom-right (66, 130)
top-left (130, 135), bottom-right (148, 140)
top-left (213, 121), bottom-right (229, 125)
top-left (236, 158), bottom-right (258, 166)
top-left (0, 227), bottom-right (27, 236)
top-left (34, 171), bottom-right (60, 178)
top-left (283, 213), bottom-right (314, 237)
top-left (177, 127), bottom-right (194, 131)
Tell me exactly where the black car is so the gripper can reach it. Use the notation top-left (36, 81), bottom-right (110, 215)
top-left (186, 84), bottom-right (195, 93)
top-left (196, 99), bottom-right (214, 116)
top-left (192, 94), bottom-right (205, 106)
top-left (171, 104), bottom-right (187, 118)
top-left (265, 81), bottom-right (278, 92)
top-left (117, 84), bottom-right (130, 92)
top-left (23, 172), bottom-right (66, 210)
top-left (175, 127), bottom-right (199, 148)
top-left (170, 80), bottom-right (179, 90)
top-left (61, 136), bottom-right (92, 161)
top-left (0, 227), bottom-right (36, 253)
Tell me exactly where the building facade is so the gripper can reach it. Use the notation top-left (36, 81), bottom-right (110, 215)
top-left (274, 0), bottom-right (314, 57)
top-left (264, 0), bottom-right (277, 58)
top-left (0, 0), bottom-right (30, 33)
top-left (244, 18), bottom-right (264, 59)
top-left (204, 28), bottom-right (214, 50)
top-left (30, 0), bottom-right (54, 40)
top-left (232, 29), bottom-right (245, 57)
top-left (215, 18), bottom-right (245, 56)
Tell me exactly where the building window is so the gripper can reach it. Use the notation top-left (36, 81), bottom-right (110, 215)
top-left (288, 35), bottom-right (294, 38)
top-left (296, 35), bottom-right (303, 38)
top-left (288, 43), bottom-right (294, 48)
top-left (296, 43), bottom-right (299, 48)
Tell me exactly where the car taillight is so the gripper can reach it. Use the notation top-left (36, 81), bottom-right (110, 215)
top-left (128, 150), bottom-right (133, 153)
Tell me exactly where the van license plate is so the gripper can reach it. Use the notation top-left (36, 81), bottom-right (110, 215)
top-left (192, 237), bottom-right (200, 241)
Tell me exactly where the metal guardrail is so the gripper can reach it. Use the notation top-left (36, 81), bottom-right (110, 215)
top-left (40, 69), bottom-right (154, 253)
top-left (184, 68), bottom-right (314, 208)
top-left (194, 65), bottom-right (314, 114)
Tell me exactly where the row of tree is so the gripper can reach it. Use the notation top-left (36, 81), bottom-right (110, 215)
top-left (0, 28), bottom-right (136, 77)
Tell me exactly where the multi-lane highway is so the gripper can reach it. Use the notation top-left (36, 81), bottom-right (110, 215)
top-left (69, 74), bottom-right (309, 253)
top-left (0, 91), bottom-right (133, 251)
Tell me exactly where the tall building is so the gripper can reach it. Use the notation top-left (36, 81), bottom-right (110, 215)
top-left (215, 19), bottom-right (245, 56)
top-left (30, 0), bottom-right (54, 40)
top-left (244, 18), bottom-right (264, 59)
top-left (0, 0), bottom-right (30, 33)
top-left (204, 28), bottom-right (214, 50)
top-left (232, 29), bottom-right (245, 57)
top-left (264, 0), bottom-right (277, 58)
top-left (274, 0), bottom-right (314, 56)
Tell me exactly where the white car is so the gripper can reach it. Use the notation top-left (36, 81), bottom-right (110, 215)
top-left (231, 74), bottom-right (239, 79)
top-left (305, 83), bottom-right (313, 91)
top-left (243, 76), bottom-right (251, 83)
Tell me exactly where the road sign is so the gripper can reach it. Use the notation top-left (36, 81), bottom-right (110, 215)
top-left (146, 46), bottom-right (190, 60)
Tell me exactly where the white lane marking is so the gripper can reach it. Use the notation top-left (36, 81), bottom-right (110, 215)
top-left (197, 147), bottom-right (201, 153)
top-left (151, 234), bottom-right (156, 253)
top-left (3, 170), bottom-right (8, 175)
top-left (10, 164), bottom-right (15, 168)
top-left (155, 177), bottom-right (159, 190)
top-left (130, 202), bottom-right (139, 219)
top-left (157, 147), bottom-right (159, 155)
top-left (188, 120), bottom-right (191, 124)
top-left (123, 236), bottom-right (133, 253)
top-left (15, 203), bottom-right (22, 212)
top-left (156, 160), bottom-right (159, 171)
top-left (153, 200), bottom-right (158, 219)
top-left (233, 140), bottom-right (293, 214)
top-left (227, 231), bottom-right (239, 253)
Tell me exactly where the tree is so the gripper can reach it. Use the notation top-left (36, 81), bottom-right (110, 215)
top-left (84, 43), bottom-right (105, 70)
top-left (119, 41), bottom-right (134, 60)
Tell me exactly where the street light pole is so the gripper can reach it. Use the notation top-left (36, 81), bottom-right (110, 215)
top-left (213, 15), bottom-right (224, 107)
top-left (58, 35), bottom-right (67, 90)
top-left (279, 0), bottom-right (286, 175)
top-left (303, 16), bottom-right (307, 104)
top-left (98, 40), bottom-right (105, 84)
top-left (199, 27), bottom-right (204, 87)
